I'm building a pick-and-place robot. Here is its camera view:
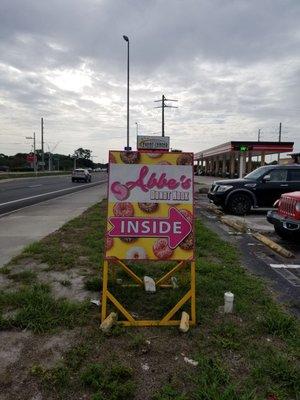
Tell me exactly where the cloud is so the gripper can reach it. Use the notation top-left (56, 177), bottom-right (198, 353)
top-left (0, 0), bottom-right (299, 160)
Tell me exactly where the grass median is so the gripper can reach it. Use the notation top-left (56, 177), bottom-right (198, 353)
top-left (0, 171), bottom-right (71, 180)
top-left (0, 200), bottom-right (299, 400)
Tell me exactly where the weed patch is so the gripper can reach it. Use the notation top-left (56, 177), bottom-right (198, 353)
top-left (84, 276), bottom-right (101, 292)
top-left (81, 362), bottom-right (135, 400)
top-left (0, 284), bottom-right (91, 333)
top-left (260, 308), bottom-right (298, 338)
top-left (152, 385), bottom-right (188, 400)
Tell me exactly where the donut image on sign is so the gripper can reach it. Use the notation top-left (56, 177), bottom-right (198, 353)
top-left (179, 233), bottom-right (193, 250)
top-left (138, 202), bottom-right (159, 213)
top-left (120, 237), bottom-right (138, 243)
top-left (153, 238), bottom-right (173, 260)
top-left (106, 236), bottom-right (114, 251)
top-left (147, 153), bottom-right (162, 159)
top-left (176, 153), bottom-right (193, 165)
top-left (125, 246), bottom-right (147, 259)
top-left (113, 202), bottom-right (134, 217)
top-left (120, 151), bottom-right (140, 164)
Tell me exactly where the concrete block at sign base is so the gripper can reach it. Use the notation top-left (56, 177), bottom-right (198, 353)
top-left (144, 276), bottom-right (156, 292)
top-left (100, 312), bottom-right (118, 332)
top-left (179, 311), bottom-right (190, 333)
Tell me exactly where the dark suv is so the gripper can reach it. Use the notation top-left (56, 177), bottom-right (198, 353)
top-left (207, 165), bottom-right (300, 215)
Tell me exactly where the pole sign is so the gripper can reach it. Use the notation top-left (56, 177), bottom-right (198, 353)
top-left (106, 151), bottom-right (194, 261)
top-left (26, 153), bottom-right (37, 163)
top-left (137, 136), bottom-right (170, 151)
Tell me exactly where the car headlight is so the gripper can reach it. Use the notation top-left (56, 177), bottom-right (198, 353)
top-left (216, 185), bottom-right (233, 192)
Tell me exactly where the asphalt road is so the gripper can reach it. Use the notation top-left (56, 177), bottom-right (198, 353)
top-left (0, 172), bottom-right (108, 216)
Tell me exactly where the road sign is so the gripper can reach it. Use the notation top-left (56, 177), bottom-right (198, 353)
top-left (137, 135), bottom-right (170, 150)
top-left (106, 150), bottom-right (194, 261)
top-left (26, 153), bottom-right (37, 163)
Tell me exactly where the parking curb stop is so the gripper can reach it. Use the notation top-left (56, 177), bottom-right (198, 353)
top-left (253, 232), bottom-right (294, 258)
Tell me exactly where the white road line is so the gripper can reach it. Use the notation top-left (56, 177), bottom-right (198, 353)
top-left (28, 184), bottom-right (42, 188)
top-left (270, 264), bottom-right (300, 269)
top-left (0, 180), bottom-right (107, 207)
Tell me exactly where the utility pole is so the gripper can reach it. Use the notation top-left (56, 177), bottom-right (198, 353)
top-left (48, 152), bottom-right (51, 171)
top-left (256, 129), bottom-right (261, 164)
top-left (277, 122), bottom-right (282, 164)
top-left (154, 94), bottom-right (178, 137)
top-left (278, 122), bottom-right (282, 142)
top-left (41, 117), bottom-right (44, 171)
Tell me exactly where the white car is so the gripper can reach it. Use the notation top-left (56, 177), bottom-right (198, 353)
top-left (71, 169), bottom-right (91, 183)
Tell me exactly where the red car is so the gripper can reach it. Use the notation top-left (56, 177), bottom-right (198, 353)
top-left (267, 191), bottom-right (300, 239)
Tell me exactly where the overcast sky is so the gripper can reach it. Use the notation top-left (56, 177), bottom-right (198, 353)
top-left (0, 0), bottom-right (299, 162)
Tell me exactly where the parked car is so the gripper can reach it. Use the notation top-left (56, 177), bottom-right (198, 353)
top-left (267, 191), bottom-right (300, 239)
top-left (0, 165), bottom-right (9, 172)
top-left (71, 168), bottom-right (91, 183)
top-left (207, 165), bottom-right (300, 215)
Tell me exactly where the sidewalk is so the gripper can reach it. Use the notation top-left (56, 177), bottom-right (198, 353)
top-left (0, 185), bottom-right (106, 267)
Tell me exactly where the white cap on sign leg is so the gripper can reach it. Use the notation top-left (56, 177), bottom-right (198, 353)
top-left (224, 291), bottom-right (234, 314)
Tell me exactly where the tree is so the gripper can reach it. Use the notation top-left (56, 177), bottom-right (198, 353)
top-left (74, 148), bottom-right (91, 160)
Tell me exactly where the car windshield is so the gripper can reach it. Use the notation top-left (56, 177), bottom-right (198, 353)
top-left (244, 166), bottom-right (270, 180)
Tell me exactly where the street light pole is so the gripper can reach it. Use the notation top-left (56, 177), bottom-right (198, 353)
top-left (123, 35), bottom-right (131, 151)
top-left (33, 132), bottom-right (36, 175)
top-left (26, 133), bottom-right (37, 175)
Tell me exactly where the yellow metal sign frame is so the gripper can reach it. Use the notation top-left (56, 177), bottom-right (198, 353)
top-left (101, 258), bottom-right (196, 327)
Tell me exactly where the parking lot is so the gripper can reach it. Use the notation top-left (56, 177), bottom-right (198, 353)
top-left (194, 175), bottom-right (299, 256)
top-left (194, 175), bottom-right (300, 316)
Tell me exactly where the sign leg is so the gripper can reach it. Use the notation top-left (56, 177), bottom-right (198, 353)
top-left (191, 261), bottom-right (196, 325)
top-left (101, 260), bottom-right (109, 323)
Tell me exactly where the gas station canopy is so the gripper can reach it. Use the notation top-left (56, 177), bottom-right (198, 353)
top-left (195, 141), bottom-right (294, 178)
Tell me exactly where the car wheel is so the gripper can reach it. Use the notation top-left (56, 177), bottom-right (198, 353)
top-left (274, 224), bottom-right (297, 240)
top-left (226, 192), bottom-right (252, 215)
top-left (72, 178), bottom-right (75, 182)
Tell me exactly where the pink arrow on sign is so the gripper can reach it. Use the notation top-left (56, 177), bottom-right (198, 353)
top-left (108, 207), bottom-right (192, 249)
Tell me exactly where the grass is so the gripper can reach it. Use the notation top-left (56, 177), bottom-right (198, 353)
top-left (84, 276), bottom-right (101, 292)
top-left (1, 200), bottom-right (300, 399)
top-left (81, 363), bottom-right (135, 400)
top-left (0, 283), bottom-right (91, 333)
top-left (153, 385), bottom-right (188, 400)
top-left (0, 171), bottom-right (70, 180)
